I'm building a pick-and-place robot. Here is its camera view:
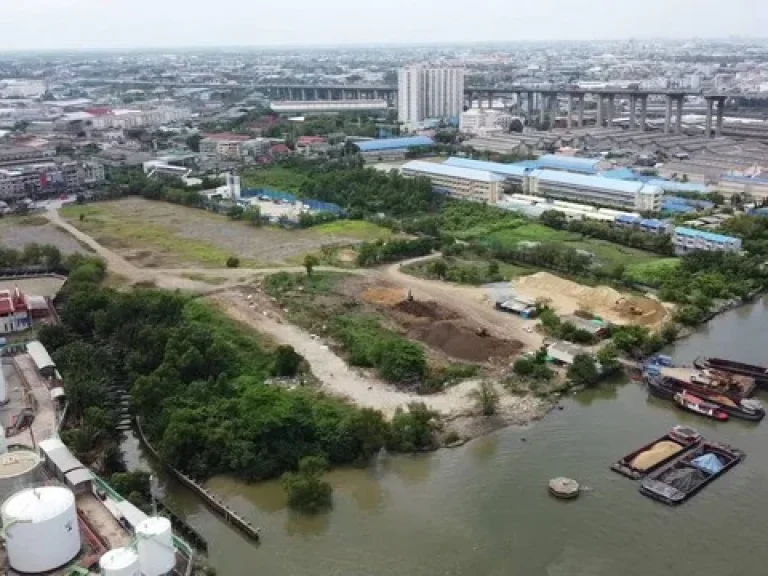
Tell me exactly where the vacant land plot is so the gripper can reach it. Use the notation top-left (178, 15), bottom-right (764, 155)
top-left (60, 198), bottom-right (382, 268)
top-left (240, 166), bottom-right (309, 193)
top-left (624, 258), bottom-right (680, 286)
top-left (0, 214), bottom-right (85, 255)
top-left (0, 277), bottom-right (65, 297)
top-left (487, 223), bottom-right (662, 267)
top-left (313, 220), bottom-right (393, 241)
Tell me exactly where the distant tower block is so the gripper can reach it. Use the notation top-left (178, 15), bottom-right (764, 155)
top-left (227, 172), bottom-right (241, 200)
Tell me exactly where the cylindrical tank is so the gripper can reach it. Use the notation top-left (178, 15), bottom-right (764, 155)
top-left (1, 486), bottom-right (80, 573)
top-left (100, 546), bottom-right (141, 576)
top-left (0, 448), bottom-right (45, 502)
top-left (136, 516), bottom-right (175, 576)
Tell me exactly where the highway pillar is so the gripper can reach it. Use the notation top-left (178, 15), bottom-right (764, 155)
top-left (487, 91), bottom-right (493, 108)
top-left (550, 94), bottom-right (558, 126)
top-left (567, 94), bottom-right (573, 129)
top-left (606, 94), bottom-right (615, 127)
top-left (716, 97), bottom-right (725, 136)
top-left (705, 98), bottom-right (713, 137)
top-left (639, 96), bottom-right (647, 131)
top-left (528, 92), bottom-right (534, 118)
top-left (628, 95), bottom-right (636, 130)
top-left (578, 95), bottom-right (585, 127)
top-left (540, 95), bottom-right (546, 125)
top-left (676, 97), bottom-right (683, 133)
top-left (664, 95), bottom-right (672, 133)
top-left (596, 95), bottom-right (603, 127)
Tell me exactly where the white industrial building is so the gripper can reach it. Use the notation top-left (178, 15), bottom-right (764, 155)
top-left (401, 160), bottom-right (504, 203)
top-left (398, 66), bottom-right (464, 129)
top-left (270, 100), bottom-right (388, 114)
top-left (528, 170), bottom-right (663, 212)
top-left (459, 109), bottom-right (516, 136)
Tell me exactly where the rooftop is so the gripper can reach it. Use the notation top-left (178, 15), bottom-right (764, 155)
top-left (442, 157), bottom-right (530, 177)
top-left (537, 154), bottom-right (602, 174)
top-left (402, 160), bottom-right (506, 183)
top-left (674, 227), bottom-right (741, 244)
top-left (530, 169), bottom-right (663, 197)
top-left (357, 136), bottom-right (434, 152)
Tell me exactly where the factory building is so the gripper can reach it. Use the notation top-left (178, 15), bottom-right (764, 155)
top-left (401, 160), bottom-right (504, 203)
top-left (357, 136), bottom-right (434, 161)
top-left (672, 227), bottom-right (742, 253)
top-left (535, 154), bottom-right (606, 174)
top-left (442, 157), bottom-right (530, 187)
top-left (528, 169), bottom-right (663, 212)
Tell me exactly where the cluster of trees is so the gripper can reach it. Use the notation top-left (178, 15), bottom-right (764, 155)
top-left (227, 204), bottom-right (262, 226)
top-left (282, 456), bottom-right (333, 514)
top-left (0, 243), bottom-right (64, 270)
top-left (386, 403), bottom-right (440, 452)
top-left (539, 210), bottom-right (675, 256)
top-left (567, 355), bottom-right (601, 388)
top-left (721, 214), bottom-right (768, 256)
top-left (43, 265), bottom-right (400, 482)
top-left (419, 257), bottom-right (504, 285)
top-left (610, 324), bottom-right (677, 358)
top-left (538, 308), bottom-right (597, 345)
top-left (300, 168), bottom-right (439, 218)
top-left (330, 314), bottom-right (427, 383)
top-left (512, 347), bottom-right (554, 381)
top-left (356, 238), bottom-right (439, 267)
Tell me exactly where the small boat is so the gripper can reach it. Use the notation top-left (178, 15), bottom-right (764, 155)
top-left (639, 442), bottom-right (745, 505)
top-left (646, 376), bottom-right (764, 421)
top-left (694, 357), bottom-right (768, 389)
top-left (674, 391), bottom-right (729, 421)
top-left (610, 425), bottom-right (702, 480)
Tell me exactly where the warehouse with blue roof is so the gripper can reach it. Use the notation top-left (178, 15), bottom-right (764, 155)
top-left (672, 227), bottom-right (742, 253)
top-left (442, 157), bottom-right (531, 186)
top-left (401, 160), bottom-right (505, 203)
top-left (357, 136), bottom-right (434, 160)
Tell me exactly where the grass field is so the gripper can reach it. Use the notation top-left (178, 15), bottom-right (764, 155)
top-left (60, 198), bottom-right (390, 269)
top-left (313, 220), bottom-right (393, 241)
top-left (0, 213), bottom-right (86, 255)
top-left (485, 223), bottom-right (663, 267)
top-left (624, 258), bottom-right (680, 285)
top-left (240, 166), bottom-right (309, 193)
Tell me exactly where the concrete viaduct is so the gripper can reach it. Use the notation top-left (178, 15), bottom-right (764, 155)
top-left (260, 84), bottom-right (728, 137)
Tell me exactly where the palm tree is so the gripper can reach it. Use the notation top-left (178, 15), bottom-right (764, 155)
top-left (468, 381), bottom-right (500, 416)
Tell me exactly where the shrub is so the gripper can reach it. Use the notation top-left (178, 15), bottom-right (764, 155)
top-left (226, 256), bottom-right (240, 268)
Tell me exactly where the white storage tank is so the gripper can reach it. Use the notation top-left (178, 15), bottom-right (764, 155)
top-left (0, 448), bottom-right (46, 502)
top-left (136, 516), bottom-right (175, 576)
top-left (100, 546), bottom-right (141, 576)
top-left (1, 486), bottom-right (81, 573)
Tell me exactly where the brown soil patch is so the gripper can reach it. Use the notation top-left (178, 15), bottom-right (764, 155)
top-left (362, 287), bottom-right (406, 306)
top-left (410, 321), bottom-right (523, 363)
top-left (393, 299), bottom-right (460, 320)
top-left (337, 249), bottom-right (357, 263)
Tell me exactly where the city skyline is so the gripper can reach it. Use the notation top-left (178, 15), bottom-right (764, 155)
top-left (1, 0), bottom-right (767, 51)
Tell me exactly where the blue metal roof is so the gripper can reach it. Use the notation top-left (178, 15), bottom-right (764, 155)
top-left (662, 201), bottom-right (696, 214)
top-left (530, 169), bottom-right (662, 196)
top-left (664, 196), bottom-right (714, 210)
top-left (536, 154), bottom-right (601, 174)
top-left (601, 168), bottom-right (638, 181)
top-left (403, 160), bottom-right (505, 182)
top-left (645, 179), bottom-right (707, 194)
top-left (639, 218), bottom-right (665, 228)
top-left (616, 214), bottom-right (641, 224)
top-left (674, 227), bottom-right (740, 244)
top-left (357, 136), bottom-right (434, 152)
top-left (443, 157), bottom-right (530, 177)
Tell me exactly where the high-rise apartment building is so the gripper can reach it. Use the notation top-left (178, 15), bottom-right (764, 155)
top-left (397, 66), bottom-right (465, 129)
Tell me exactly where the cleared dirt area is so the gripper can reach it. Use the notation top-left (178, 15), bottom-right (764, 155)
top-left (0, 276), bottom-right (65, 297)
top-left (0, 215), bottom-right (85, 254)
top-left (514, 272), bottom-right (670, 327)
top-left (359, 279), bottom-right (524, 364)
top-left (60, 198), bottom-right (382, 268)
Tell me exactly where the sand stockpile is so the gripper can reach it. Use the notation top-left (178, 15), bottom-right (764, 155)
top-left (514, 272), bottom-right (668, 326)
top-left (629, 441), bottom-right (683, 471)
top-left (362, 287), bottom-right (405, 306)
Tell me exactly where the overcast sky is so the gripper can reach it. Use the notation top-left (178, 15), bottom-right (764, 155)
top-left (1, 0), bottom-right (766, 51)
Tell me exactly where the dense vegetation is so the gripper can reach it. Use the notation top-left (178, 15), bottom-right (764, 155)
top-left (282, 456), bottom-right (333, 514)
top-left (356, 237), bottom-right (439, 267)
top-left (0, 242), bottom-right (65, 270)
top-left (42, 261), bottom-right (393, 481)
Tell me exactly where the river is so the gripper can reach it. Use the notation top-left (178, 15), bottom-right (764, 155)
top-left (123, 298), bottom-right (768, 576)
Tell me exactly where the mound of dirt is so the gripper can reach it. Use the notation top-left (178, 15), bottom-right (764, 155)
top-left (410, 321), bottom-right (523, 363)
top-left (394, 299), bottom-right (460, 320)
top-left (362, 287), bottom-right (404, 306)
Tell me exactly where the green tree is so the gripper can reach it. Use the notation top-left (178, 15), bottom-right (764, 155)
top-left (303, 254), bottom-right (319, 276)
top-left (377, 338), bottom-right (426, 382)
top-left (596, 343), bottom-right (621, 375)
top-left (468, 381), bottom-right (500, 416)
top-left (429, 258), bottom-right (448, 279)
top-left (386, 403), bottom-right (438, 452)
top-left (246, 206), bottom-right (262, 226)
top-left (226, 256), bottom-right (240, 268)
top-left (282, 456), bottom-right (333, 514)
top-left (227, 205), bottom-right (244, 220)
top-left (186, 134), bottom-right (202, 152)
top-left (567, 354), bottom-right (600, 388)
top-left (272, 345), bottom-right (303, 377)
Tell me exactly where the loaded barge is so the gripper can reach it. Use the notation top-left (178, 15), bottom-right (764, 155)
top-left (644, 359), bottom-right (764, 422)
top-left (611, 426), bottom-right (701, 480)
top-left (694, 357), bottom-right (768, 389)
top-left (639, 441), bottom-right (745, 505)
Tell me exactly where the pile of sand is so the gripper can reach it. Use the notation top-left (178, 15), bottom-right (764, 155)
top-left (362, 287), bottom-right (405, 306)
top-left (629, 441), bottom-right (683, 471)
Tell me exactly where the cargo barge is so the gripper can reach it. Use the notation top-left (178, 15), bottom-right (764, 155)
top-left (639, 441), bottom-right (745, 505)
top-left (645, 374), bottom-right (764, 422)
top-left (645, 356), bottom-right (756, 402)
top-left (611, 426), bottom-right (702, 480)
top-left (694, 357), bottom-right (768, 389)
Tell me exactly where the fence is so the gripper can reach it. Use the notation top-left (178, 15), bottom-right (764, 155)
top-left (135, 417), bottom-right (261, 543)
